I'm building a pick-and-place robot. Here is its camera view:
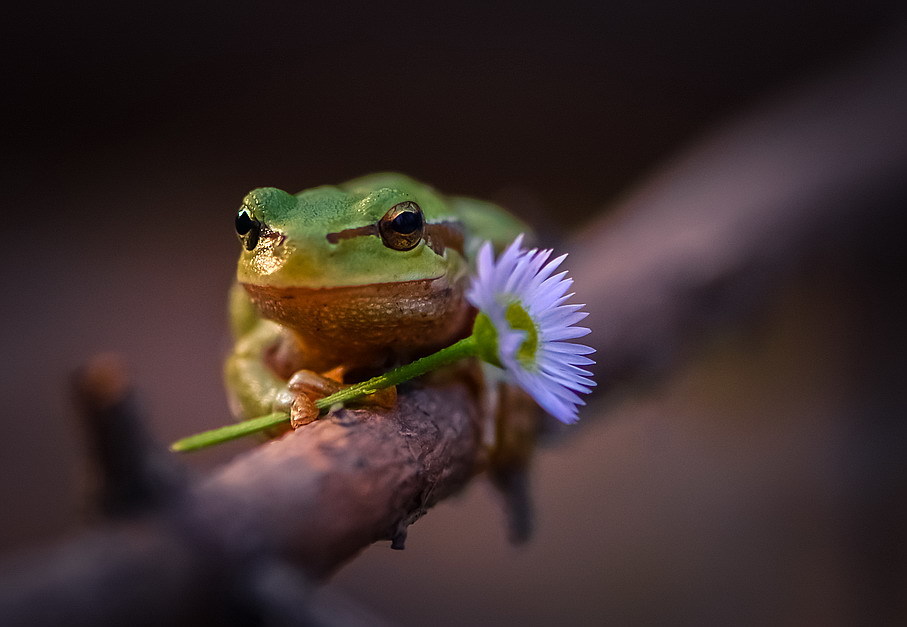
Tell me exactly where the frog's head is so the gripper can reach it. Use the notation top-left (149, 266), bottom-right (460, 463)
top-left (234, 173), bottom-right (466, 290)
top-left (233, 175), bottom-right (474, 362)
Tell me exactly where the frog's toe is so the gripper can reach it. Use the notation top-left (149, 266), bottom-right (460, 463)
top-left (287, 369), bottom-right (344, 397)
top-left (321, 365), bottom-right (347, 383)
top-left (289, 393), bottom-right (318, 429)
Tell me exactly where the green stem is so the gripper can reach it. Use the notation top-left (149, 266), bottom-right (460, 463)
top-left (170, 335), bottom-right (479, 453)
top-left (169, 412), bottom-right (289, 452)
top-left (314, 335), bottom-right (477, 408)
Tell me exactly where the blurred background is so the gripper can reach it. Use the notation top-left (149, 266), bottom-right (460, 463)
top-left (1, 1), bottom-right (905, 624)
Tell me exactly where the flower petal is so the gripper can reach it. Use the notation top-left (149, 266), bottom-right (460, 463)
top-left (466, 235), bottom-right (596, 424)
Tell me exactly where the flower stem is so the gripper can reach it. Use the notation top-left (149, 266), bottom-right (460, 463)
top-left (169, 412), bottom-right (288, 452)
top-left (314, 335), bottom-right (477, 408)
top-left (170, 335), bottom-right (479, 453)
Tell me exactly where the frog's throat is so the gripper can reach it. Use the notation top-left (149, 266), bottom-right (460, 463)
top-left (242, 275), bottom-right (475, 373)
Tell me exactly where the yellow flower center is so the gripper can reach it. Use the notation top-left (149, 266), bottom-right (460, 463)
top-left (505, 301), bottom-right (539, 369)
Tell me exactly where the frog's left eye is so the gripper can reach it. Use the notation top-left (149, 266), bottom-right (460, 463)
top-left (378, 201), bottom-right (424, 251)
top-left (235, 209), bottom-right (261, 251)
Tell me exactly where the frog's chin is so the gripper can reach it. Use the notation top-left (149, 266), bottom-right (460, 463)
top-left (241, 275), bottom-right (474, 372)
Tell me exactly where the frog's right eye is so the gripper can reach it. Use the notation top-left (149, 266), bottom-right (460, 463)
top-left (378, 201), bottom-right (424, 251)
top-left (235, 209), bottom-right (261, 250)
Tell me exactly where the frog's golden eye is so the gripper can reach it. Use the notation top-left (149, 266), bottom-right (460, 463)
top-left (235, 209), bottom-right (261, 251)
top-left (378, 201), bottom-right (424, 251)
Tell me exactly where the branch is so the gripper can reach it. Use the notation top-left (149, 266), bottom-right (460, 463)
top-left (3, 23), bottom-right (907, 627)
top-left (194, 378), bottom-right (484, 577)
top-left (0, 357), bottom-right (481, 626)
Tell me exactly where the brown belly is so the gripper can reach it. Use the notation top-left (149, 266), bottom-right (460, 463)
top-left (243, 276), bottom-right (475, 374)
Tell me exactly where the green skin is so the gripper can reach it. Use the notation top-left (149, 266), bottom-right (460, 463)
top-left (225, 173), bottom-right (529, 423)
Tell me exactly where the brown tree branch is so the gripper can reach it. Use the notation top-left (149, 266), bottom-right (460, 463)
top-left (193, 380), bottom-right (484, 579)
top-left (2, 22), bottom-right (906, 627)
top-left (0, 363), bottom-right (481, 626)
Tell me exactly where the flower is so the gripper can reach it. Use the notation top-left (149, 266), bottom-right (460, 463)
top-left (466, 234), bottom-right (596, 423)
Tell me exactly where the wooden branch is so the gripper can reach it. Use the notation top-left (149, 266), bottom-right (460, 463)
top-left (193, 380), bottom-right (484, 578)
top-left (2, 26), bottom-right (907, 627)
top-left (0, 359), bottom-right (481, 626)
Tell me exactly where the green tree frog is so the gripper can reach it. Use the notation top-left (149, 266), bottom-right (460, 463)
top-left (225, 173), bottom-right (532, 432)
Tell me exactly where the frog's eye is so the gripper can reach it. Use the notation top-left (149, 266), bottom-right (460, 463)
top-left (378, 201), bottom-right (424, 251)
top-left (235, 209), bottom-right (261, 251)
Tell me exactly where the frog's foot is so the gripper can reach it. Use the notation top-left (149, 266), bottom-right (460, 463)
top-left (350, 385), bottom-right (397, 410)
top-left (321, 366), bottom-right (346, 383)
top-left (285, 369), bottom-right (344, 429)
top-left (284, 368), bottom-right (398, 428)
top-left (288, 369), bottom-right (345, 397)
top-left (288, 393), bottom-right (318, 429)
top-left (321, 365), bottom-right (398, 409)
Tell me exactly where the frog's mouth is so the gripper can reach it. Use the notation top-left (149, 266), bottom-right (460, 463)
top-left (242, 275), bottom-right (474, 371)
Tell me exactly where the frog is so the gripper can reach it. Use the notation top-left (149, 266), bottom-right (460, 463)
top-left (224, 173), bottom-right (538, 539)
top-left (224, 172), bottom-right (532, 420)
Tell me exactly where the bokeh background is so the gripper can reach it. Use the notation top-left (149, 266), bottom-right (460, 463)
top-left (2, 2), bottom-right (905, 624)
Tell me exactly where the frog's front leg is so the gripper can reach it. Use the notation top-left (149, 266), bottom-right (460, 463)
top-left (224, 319), bottom-right (292, 422)
top-left (224, 320), bottom-right (342, 427)
top-left (226, 321), bottom-right (398, 431)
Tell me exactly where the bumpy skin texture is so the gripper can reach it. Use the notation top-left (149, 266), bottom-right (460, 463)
top-left (224, 173), bottom-right (529, 424)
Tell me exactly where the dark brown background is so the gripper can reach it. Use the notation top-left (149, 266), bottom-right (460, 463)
top-left (1, 2), bottom-right (903, 624)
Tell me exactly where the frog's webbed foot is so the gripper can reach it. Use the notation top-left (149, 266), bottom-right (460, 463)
top-left (282, 368), bottom-right (398, 429)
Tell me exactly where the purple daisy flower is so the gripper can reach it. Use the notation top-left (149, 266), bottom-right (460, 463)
top-left (466, 234), bottom-right (596, 424)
